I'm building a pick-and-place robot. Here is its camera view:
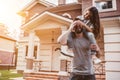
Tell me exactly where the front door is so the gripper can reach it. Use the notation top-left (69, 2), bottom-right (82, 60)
top-left (51, 45), bottom-right (61, 71)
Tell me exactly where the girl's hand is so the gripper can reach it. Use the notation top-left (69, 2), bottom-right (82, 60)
top-left (68, 20), bottom-right (84, 32)
top-left (68, 22), bottom-right (76, 32)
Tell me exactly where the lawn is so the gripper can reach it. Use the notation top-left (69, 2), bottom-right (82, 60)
top-left (0, 69), bottom-right (23, 80)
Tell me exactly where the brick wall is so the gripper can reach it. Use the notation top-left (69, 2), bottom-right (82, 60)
top-left (82, 0), bottom-right (92, 13)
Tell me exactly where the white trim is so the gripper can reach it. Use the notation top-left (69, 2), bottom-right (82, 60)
top-left (58, 71), bottom-right (69, 76)
top-left (22, 0), bottom-right (38, 11)
top-left (0, 64), bottom-right (15, 66)
top-left (0, 48), bottom-right (15, 52)
top-left (93, 0), bottom-right (117, 12)
top-left (30, 13), bottom-right (39, 20)
top-left (24, 69), bottom-right (34, 73)
top-left (100, 16), bottom-right (120, 21)
top-left (21, 0), bottom-right (56, 11)
top-left (38, 0), bottom-right (56, 7)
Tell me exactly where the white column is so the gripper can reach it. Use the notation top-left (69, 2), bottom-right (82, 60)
top-left (36, 42), bottom-right (40, 60)
top-left (60, 26), bottom-right (68, 60)
top-left (58, 26), bottom-right (69, 76)
top-left (25, 31), bottom-right (35, 72)
top-left (27, 32), bottom-right (35, 58)
top-left (33, 36), bottom-right (41, 72)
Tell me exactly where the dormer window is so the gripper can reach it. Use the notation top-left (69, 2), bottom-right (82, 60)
top-left (93, 0), bottom-right (117, 12)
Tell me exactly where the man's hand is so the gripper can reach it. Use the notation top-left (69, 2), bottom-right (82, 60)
top-left (90, 44), bottom-right (97, 50)
top-left (68, 21), bottom-right (76, 32)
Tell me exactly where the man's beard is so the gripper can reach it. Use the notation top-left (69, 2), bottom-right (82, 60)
top-left (75, 28), bottom-right (83, 34)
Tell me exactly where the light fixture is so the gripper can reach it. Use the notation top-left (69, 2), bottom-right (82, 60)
top-left (52, 31), bottom-right (54, 42)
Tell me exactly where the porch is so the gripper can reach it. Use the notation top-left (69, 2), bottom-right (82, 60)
top-left (23, 59), bottom-right (106, 80)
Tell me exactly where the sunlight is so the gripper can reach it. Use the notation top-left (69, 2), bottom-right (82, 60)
top-left (0, 0), bottom-right (21, 30)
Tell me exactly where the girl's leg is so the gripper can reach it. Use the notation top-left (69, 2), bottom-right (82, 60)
top-left (86, 32), bottom-right (102, 56)
top-left (86, 32), bottom-right (102, 63)
top-left (87, 32), bottom-right (96, 44)
top-left (86, 32), bottom-right (97, 55)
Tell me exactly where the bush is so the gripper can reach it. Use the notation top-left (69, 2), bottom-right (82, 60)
top-left (0, 69), bottom-right (23, 80)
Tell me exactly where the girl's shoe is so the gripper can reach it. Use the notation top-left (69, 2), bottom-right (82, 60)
top-left (61, 49), bottom-right (74, 57)
top-left (93, 58), bottom-right (102, 64)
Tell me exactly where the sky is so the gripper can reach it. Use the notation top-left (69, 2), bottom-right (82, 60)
top-left (0, 0), bottom-right (33, 33)
top-left (0, 0), bottom-right (32, 39)
top-left (0, 0), bottom-right (77, 39)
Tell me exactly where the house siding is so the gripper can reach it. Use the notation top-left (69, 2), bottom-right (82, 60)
top-left (101, 17), bottom-right (120, 80)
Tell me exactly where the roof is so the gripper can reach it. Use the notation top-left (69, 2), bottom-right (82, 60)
top-left (0, 34), bottom-right (16, 42)
top-left (20, 0), bottom-right (56, 11)
top-left (19, 1), bottom-right (82, 32)
top-left (47, 2), bottom-right (82, 13)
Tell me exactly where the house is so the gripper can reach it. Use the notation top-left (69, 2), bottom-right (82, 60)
top-left (82, 0), bottom-right (120, 80)
top-left (17, 0), bottom-right (120, 80)
top-left (0, 23), bottom-right (16, 70)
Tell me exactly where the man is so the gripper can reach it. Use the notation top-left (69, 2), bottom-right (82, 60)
top-left (57, 20), bottom-right (96, 80)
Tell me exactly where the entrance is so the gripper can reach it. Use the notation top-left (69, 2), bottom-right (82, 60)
top-left (51, 45), bottom-right (61, 71)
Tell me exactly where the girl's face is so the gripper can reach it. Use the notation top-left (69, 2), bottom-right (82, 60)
top-left (83, 10), bottom-right (91, 20)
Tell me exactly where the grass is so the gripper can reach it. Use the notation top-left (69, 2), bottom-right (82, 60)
top-left (0, 69), bottom-right (23, 80)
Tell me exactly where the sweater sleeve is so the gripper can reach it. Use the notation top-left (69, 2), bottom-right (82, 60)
top-left (67, 33), bottom-right (74, 49)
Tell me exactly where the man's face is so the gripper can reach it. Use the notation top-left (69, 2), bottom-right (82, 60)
top-left (73, 25), bottom-right (83, 34)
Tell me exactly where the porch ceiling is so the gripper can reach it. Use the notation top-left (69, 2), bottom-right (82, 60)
top-left (35, 28), bottom-right (61, 43)
top-left (21, 11), bottom-right (73, 32)
top-left (35, 28), bottom-right (61, 36)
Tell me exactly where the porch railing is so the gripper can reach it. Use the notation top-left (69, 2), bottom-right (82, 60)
top-left (33, 60), bottom-right (42, 72)
top-left (67, 60), bottom-right (106, 80)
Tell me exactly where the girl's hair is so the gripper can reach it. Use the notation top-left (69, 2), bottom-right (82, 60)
top-left (88, 6), bottom-right (100, 38)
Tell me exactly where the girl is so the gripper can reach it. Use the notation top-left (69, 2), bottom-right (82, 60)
top-left (75, 6), bottom-right (102, 64)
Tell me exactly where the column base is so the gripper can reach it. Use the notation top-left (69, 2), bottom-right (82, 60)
top-left (26, 57), bottom-right (34, 70)
top-left (58, 71), bottom-right (69, 80)
top-left (23, 69), bottom-right (33, 78)
top-left (58, 71), bottom-right (69, 76)
top-left (24, 69), bottom-right (33, 73)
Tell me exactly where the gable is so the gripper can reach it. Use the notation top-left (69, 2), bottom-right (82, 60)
top-left (28, 3), bottom-right (48, 18)
top-left (21, 11), bottom-right (73, 32)
top-left (21, 0), bottom-right (56, 11)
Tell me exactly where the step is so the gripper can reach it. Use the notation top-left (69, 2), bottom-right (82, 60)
top-left (25, 71), bottom-right (59, 80)
top-left (30, 74), bottom-right (59, 79)
top-left (25, 77), bottom-right (58, 80)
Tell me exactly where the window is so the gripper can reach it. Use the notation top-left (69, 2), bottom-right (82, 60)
top-left (93, 0), bottom-right (117, 12)
top-left (26, 45), bottom-right (37, 59)
top-left (34, 46), bottom-right (37, 59)
top-left (25, 45), bottom-right (28, 56)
